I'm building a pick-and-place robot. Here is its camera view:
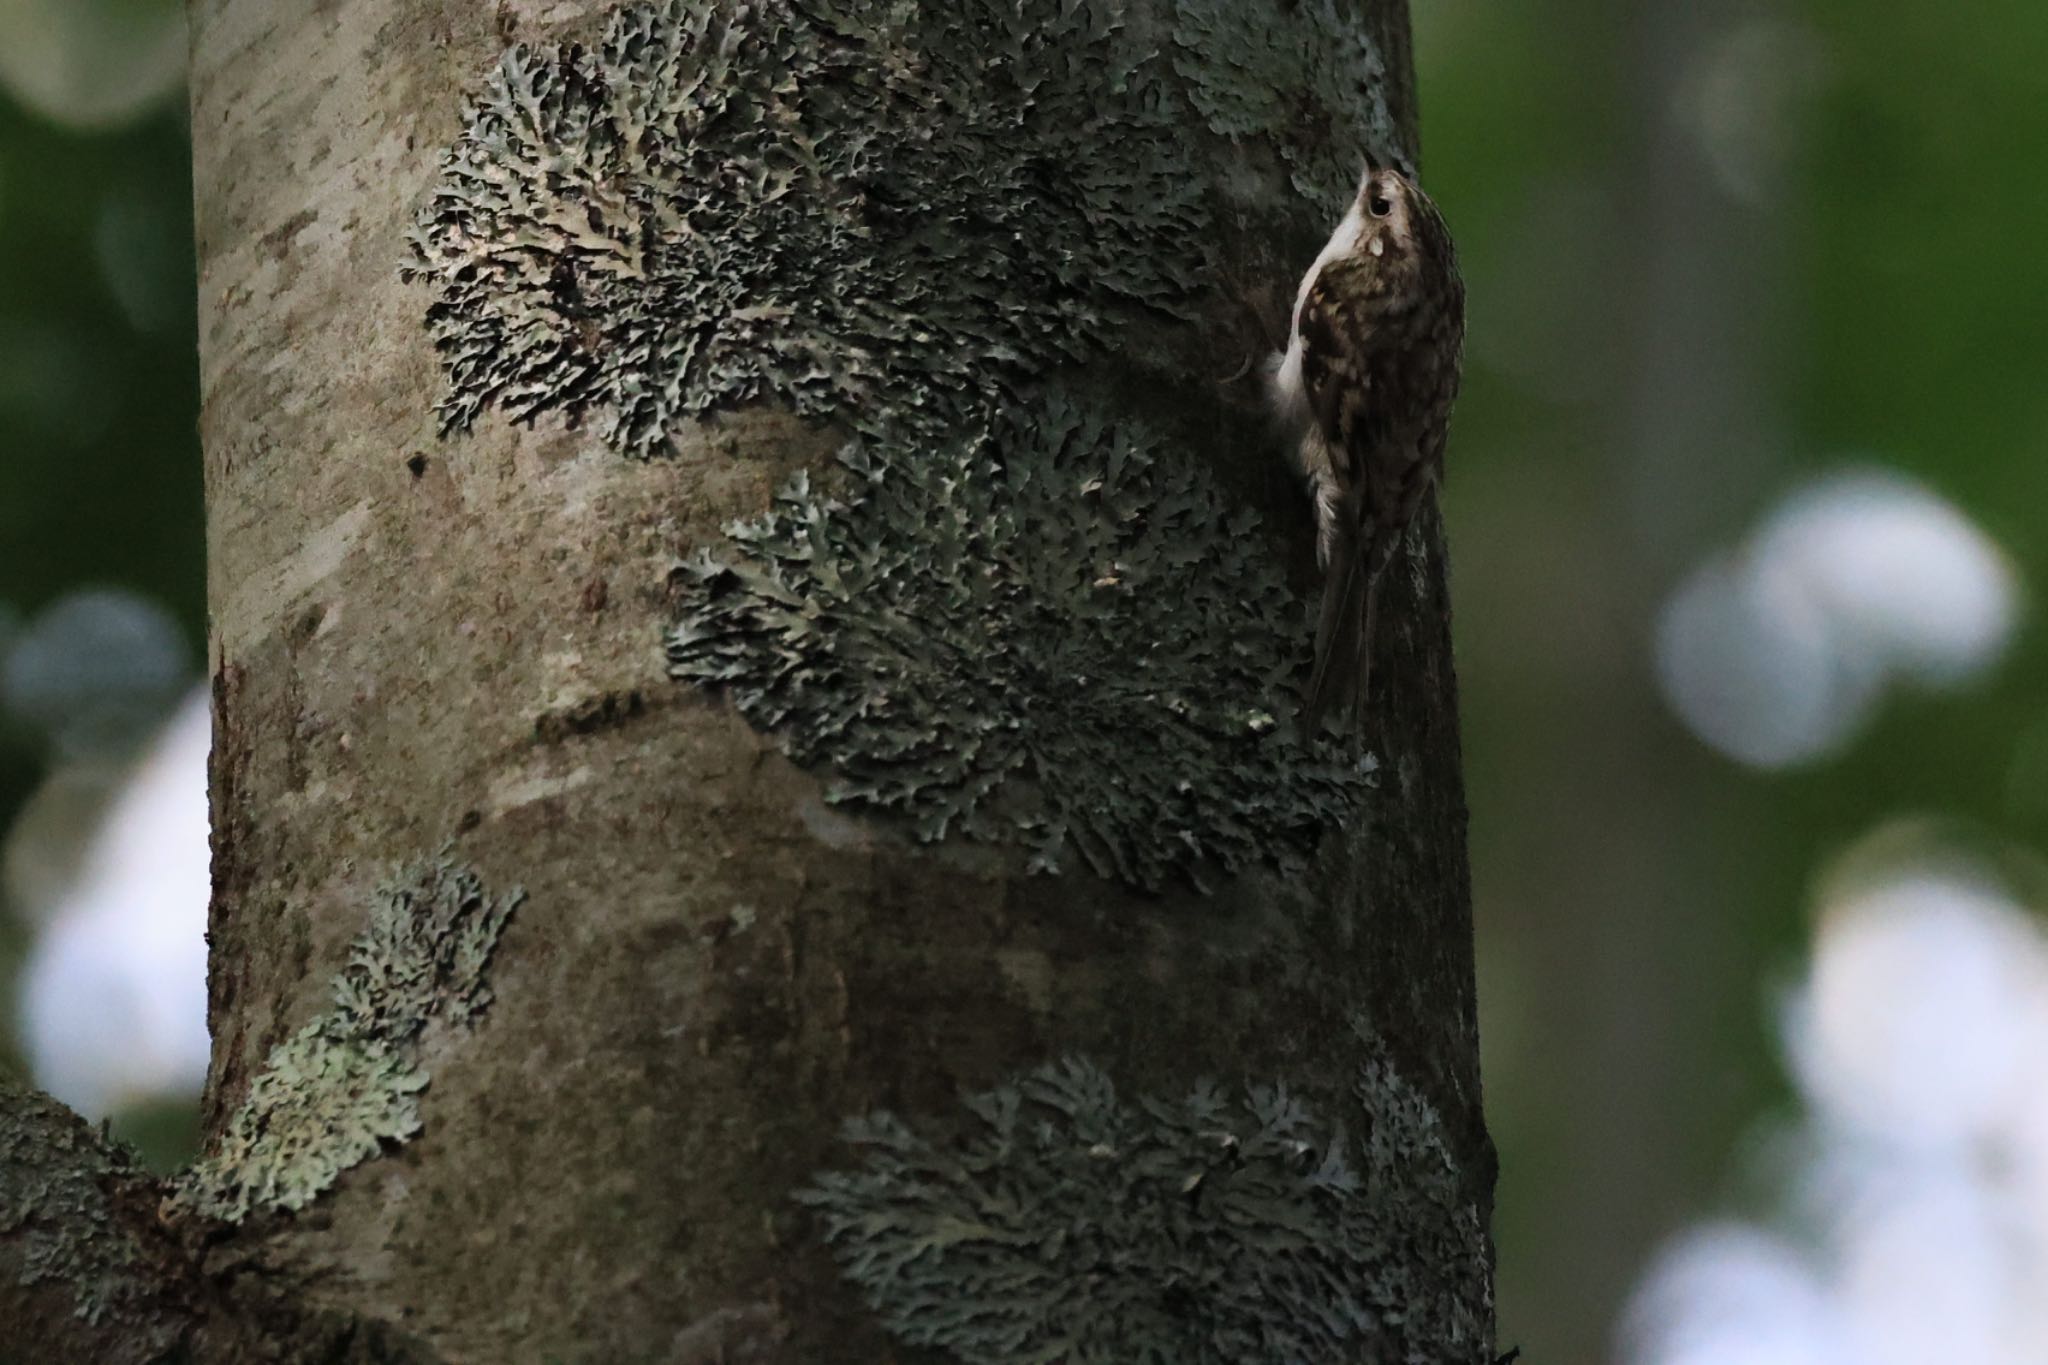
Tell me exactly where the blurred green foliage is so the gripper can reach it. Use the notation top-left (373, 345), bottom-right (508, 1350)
top-left (1421, 0), bottom-right (2048, 1358)
top-left (0, 84), bottom-right (204, 1095)
top-left (0, 111), bottom-right (202, 619)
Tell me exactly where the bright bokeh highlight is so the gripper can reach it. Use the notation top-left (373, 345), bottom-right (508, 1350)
top-left (1624, 861), bottom-right (2048, 1365)
top-left (14, 687), bottom-right (209, 1118)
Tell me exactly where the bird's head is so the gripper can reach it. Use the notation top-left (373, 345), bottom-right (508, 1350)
top-left (1353, 156), bottom-right (1452, 278)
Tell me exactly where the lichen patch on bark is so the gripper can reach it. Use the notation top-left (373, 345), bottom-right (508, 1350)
top-left (404, 0), bottom-right (1207, 457)
top-left (668, 396), bottom-right (1367, 892)
top-left (178, 0), bottom-right (1484, 1353)
top-left (1171, 0), bottom-right (1403, 211)
top-left (0, 1083), bottom-right (181, 1355)
top-left (170, 855), bottom-right (523, 1223)
top-left (799, 1038), bottom-right (1492, 1363)
top-left (405, 0), bottom-right (1407, 895)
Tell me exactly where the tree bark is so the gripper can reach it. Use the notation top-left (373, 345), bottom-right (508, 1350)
top-left (2, 1), bottom-right (1492, 1360)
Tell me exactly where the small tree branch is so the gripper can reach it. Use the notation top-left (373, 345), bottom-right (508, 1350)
top-left (0, 1074), bottom-right (201, 1364)
top-left (2, 1077), bottom-right (452, 1365)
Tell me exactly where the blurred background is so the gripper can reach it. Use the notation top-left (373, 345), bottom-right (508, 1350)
top-left (0, 0), bottom-right (208, 1165)
top-left (1, 0), bottom-right (2043, 1361)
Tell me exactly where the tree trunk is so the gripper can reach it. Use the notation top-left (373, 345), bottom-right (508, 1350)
top-left (2, 1), bottom-right (1492, 1360)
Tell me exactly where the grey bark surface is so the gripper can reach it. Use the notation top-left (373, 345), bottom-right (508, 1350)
top-left (1, 1), bottom-right (1491, 1360)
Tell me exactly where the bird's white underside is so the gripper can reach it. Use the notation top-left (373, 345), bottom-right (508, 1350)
top-left (1266, 199), bottom-right (1368, 567)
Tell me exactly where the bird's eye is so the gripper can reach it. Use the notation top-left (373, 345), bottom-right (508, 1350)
top-left (1367, 191), bottom-right (1393, 218)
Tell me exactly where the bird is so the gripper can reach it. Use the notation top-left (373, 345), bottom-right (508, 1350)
top-left (1265, 154), bottom-right (1464, 739)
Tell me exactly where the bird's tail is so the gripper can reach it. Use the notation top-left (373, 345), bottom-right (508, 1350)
top-left (1301, 521), bottom-right (1384, 741)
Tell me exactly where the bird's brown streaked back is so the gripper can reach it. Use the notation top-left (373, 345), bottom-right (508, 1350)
top-left (1266, 165), bottom-right (1465, 738)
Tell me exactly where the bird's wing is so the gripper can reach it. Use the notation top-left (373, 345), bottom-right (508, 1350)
top-left (1296, 255), bottom-right (1390, 488)
top-left (1296, 255), bottom-right (1391, 734)
top-left (1422, 268), bottom-right (1466, 484)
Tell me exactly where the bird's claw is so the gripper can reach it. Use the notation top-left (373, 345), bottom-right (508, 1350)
top-left (1214, 350), bottom-right (1257, 385)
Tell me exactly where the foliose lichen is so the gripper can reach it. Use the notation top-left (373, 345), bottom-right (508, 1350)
top-left (667, 395), bottom-right (1364, 892)
top-left (1353, 1044), bottom-right (1495, 1360)
top-left (0, 1082), bottom-right (175, 1349)
top-left (799, 1046), bottom-right (1492, 1363)
top-left (415, 0), bottom-right (1398, 888)
top-left (170, 856), bottom-right (523, 1223)
top-left (404, 0), bottom-right (1207, 456)
top-left (1170, 0), bottom-right (1401, 212)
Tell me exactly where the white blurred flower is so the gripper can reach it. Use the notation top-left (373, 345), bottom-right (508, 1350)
top-left (3, 586), bottom-right (190, 758)
top-left (1655, 552), bottom-right (1878, 768)
top-left (1657, 469), bottom-right (2020, 768)
top-left (1, 758), bottom-right (123, 928)
top-left (1624, 858), bottom-right (2048, 1365)
top-left (1833, 1165), bottom-right (2027, 1365)
top-left (1786, 873), bottom-right (2048, 1150)
top-left (15, 688), bottom-right (210, 1119)
top-left (1757, 473), bottom-right (2020, 688)
top-left (1623, 1225), bottom-right (1846, 1365)
top-left (0, 0), bottom-right (186, 132)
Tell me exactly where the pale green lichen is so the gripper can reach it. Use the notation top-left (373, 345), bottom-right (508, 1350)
top-left (799, 1045), bottom-right (1492, 1363)
top-left (0, 1082), bottom-right (175, 1349)
top-left (405, 0), bottom-right (1206, 456)
top-left (1170, 0), bottom-right (1401, 212)
top-left (667, 395), bottom-right (1364, 892)
top-left (170, 857), bottom-right (522, 1223)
